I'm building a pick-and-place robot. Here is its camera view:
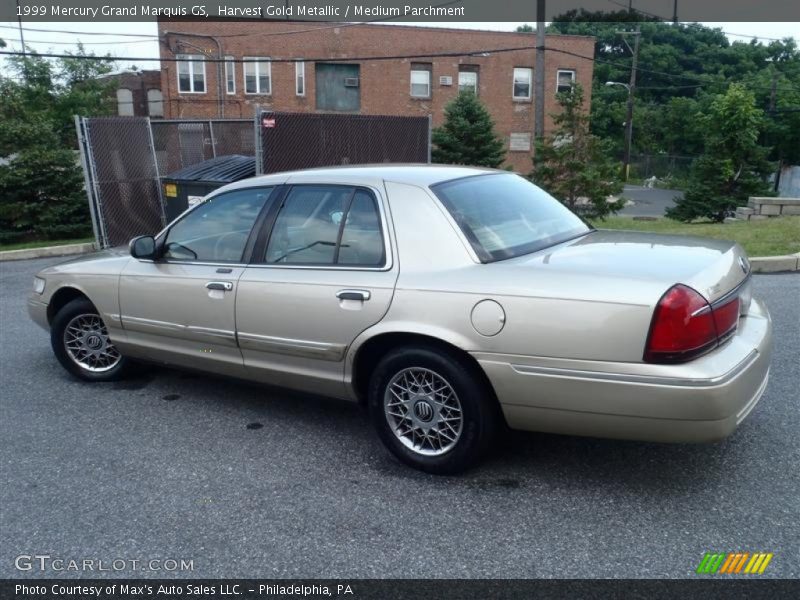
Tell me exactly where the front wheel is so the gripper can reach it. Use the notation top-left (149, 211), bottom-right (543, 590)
top-left (368, 346), bottom-right (499, 474)
top-left (51, 297), bottom-right (131, 382)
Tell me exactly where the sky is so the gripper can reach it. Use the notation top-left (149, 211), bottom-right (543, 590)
top-left (0, 21), bottom-right (797, 73)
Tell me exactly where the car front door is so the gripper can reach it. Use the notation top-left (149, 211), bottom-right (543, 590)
top-left (235, 183), bottom-right (398, 398)
top-left (118, 186), bottom-right (277, 376)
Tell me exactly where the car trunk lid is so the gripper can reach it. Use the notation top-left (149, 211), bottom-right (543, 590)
top-left (506, 229), bottom-right (751, 307)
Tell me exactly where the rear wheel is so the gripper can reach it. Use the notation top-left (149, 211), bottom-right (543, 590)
top-left (368, 346), bottom-right (498, 474)
top-left (51, 298), bottom-right (131, 382)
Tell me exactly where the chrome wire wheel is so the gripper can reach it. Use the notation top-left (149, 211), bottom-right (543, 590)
top-left (384, 367), bottom-right (463, 457)
top-left (62, 313), bottom-right (121, 373)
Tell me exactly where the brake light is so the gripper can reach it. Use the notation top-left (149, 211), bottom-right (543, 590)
top-left (712, 296), bottom-right (740, 341)
top-left (644, 284), bottom-right (739, 364)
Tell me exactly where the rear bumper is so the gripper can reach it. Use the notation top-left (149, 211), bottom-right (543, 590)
top-left (473, 298), bottom-right (772, 443)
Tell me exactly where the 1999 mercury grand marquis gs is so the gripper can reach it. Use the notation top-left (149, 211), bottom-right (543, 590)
top-left (28, 166), bottom-right (772, 473)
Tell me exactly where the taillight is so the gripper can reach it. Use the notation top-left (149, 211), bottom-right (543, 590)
top-left (644, 284), bottom-right (739, 364)
top-left (712, 296), bottom-right (740, 342)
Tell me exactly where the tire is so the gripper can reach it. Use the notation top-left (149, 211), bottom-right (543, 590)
top-left (368, 345), bottom-right (499, 474)
top-left (50, 297), bottom-right (131, 382)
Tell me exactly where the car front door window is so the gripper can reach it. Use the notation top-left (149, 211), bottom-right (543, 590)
top-left (163, 188), bottom-right (273, 262)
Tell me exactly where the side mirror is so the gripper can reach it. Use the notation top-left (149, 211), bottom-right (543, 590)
top-left (129, 235), bottom-right (157, 260)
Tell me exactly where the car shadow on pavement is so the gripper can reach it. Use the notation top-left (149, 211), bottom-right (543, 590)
top-left (66, 359), bottom-right (746, 496)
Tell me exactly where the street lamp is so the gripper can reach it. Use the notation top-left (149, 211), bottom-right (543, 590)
top-left (605, 81), bottom-right (630, 91)
top-left (606, 80), bottom-right (635, 181)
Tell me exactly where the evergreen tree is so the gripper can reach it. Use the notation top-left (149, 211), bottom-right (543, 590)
top-left (530, 84), bottom-right (625, 219)
top-left (431, 92), bottom-right (506, 168)
top-left (0, 47), bottom-right (115, 244)
top-left (666, 84), bottom-right (774, 223)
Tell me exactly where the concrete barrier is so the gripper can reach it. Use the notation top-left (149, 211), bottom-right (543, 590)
top-left (749, 253), bottom-right (800, 274)
top-left (0, 242), bottom-right (96, 262)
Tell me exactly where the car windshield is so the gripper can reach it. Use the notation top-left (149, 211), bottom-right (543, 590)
top-left (431, 173), bottom-right (591, 262)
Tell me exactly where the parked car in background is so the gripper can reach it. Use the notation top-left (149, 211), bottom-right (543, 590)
top-left (28, 166), bottom-right (772, 473)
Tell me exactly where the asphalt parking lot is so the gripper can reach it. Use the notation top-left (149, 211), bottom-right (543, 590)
top-left (1, 257), bottom-right (798, 579)
top-left (619, 185), bottom-right (681, 217)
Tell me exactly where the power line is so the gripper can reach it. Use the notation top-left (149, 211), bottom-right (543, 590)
top-left (601, 1), bottom-right (785, 41)
top-left (0, 45), bottom-right (550, 64)
top-left (0, 1), bottom-right (466, 40)
top-left (6, 37), bottom-right (158, 46)
top-left (2, 43), bottom-right (793, 93)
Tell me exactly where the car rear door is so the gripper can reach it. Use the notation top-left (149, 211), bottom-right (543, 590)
top-left (118, 186), bottom-right (277, 376)
top-left (235, 183), bottom-right (398, 398)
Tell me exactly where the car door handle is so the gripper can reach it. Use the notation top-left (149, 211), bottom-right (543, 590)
top-left (206, 281), bottom-right (233, 292)
top-left (336, 289), bottom-right (371, 301)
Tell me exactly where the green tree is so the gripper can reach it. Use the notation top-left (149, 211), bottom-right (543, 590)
top-left (0, 47), bottom-right (115, 244)
top-left (431, 92), bottom-right (506, 168)
top-left (549, 12), bottom-right (799, 162)
top-left (666, 84), bottom-right (774, 223)
top-left (531, 84), bottom-right (625, 219)
top-left (516, 24), bottom-right (534, 33)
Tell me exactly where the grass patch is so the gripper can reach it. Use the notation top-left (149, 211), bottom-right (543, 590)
top-left (0, 237), bottom-right (94, 252)
top-left (592, 216), bottom-right (800, 257)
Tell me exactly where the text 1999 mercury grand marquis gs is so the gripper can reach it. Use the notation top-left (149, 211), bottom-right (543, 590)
top-left (28, 166), bottom-right (772, 473)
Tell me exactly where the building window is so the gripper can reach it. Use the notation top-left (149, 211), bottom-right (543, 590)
top-left (557, 69), bottom-right (576, 94)
top-left (513, 67), bottom-right (532, 100)
top-left (458, 67), bottom-right (478, 95)
top-left (410, 63), bottom-right (432, 98)
top-left (225, 56), bottom-right (235, 94)
top-left (296, 61), bottom-right (305, 96)
top-left (147, 89), bottom-right (163, 117)
top-left (244, 57), bottom-right (271, 95)
top-left (116, 88), bottom-right (133, 116)
top-left (176, 54), bottom-right (206, 93)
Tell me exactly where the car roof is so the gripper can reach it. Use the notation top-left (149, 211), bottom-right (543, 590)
top-left (215, 164), bottom-right (503, 194)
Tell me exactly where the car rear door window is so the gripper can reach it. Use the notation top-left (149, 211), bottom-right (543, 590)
top-left (163, 187), bottom-right (273, 262)
top-left (265, 186), bottom-right (384, 267)
top-left (337, 190), bottom-right (385, 266)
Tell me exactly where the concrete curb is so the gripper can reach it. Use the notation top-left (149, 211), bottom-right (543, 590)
top-left (0, 242), bottom-right (96, 262)
top-left (749, 253), bottom-right (800, 273)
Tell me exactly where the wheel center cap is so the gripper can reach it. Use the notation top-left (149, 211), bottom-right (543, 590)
top-left (413, 399), bottom-right (435, 423)
top-left (85, 334), bottom-right (103, 350)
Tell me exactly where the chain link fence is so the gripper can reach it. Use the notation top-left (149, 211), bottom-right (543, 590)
top-left (76, 116), bottom-right (165, 249)
top-left (79, 117), bottom-right (256, 248)
top-left (79, 113), bottom-right (430, 248)
top-left (258, 111), bottom-right (431, 175)
top-left (629, 154), bottom-right (695, 188)
top-left (151, 119), bottom-right (254, 177)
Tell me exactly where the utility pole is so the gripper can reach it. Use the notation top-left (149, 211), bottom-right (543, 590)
top-left (15, 0), bottom-right (25, 51)
top-left (620, 25), bottom-right (641, 181)
top-left (769, 68), bottom-right (778, 112)
top-left (672, 0), bottom-right (679, 24)
top-left (15, 0), bottom-right (28, 77)
top-left (769, 67), bottom-right (781, 192)
top-left (534, 0), bottom-right (546, 145)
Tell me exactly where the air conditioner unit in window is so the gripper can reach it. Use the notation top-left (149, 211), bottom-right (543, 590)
top-left (439, 76), bottom-right (453, 86)
top-left (344, 77), bottom-right (360, 87)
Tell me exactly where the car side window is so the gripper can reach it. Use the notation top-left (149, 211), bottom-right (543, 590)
top-left (264, 186), bottom-right (384, 267)
top-left (337, 190), bottom-right (385, 266)
top-left (163, 188), bottom-right (273, 262)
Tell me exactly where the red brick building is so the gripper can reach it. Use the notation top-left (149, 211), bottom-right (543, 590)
top-left (157, 20), bottom-right (595, 172)
top-left (100, 70), bottom-right (163, 117)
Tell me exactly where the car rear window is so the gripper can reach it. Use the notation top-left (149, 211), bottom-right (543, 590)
top-left (431, 173), bottom-right (591, 262)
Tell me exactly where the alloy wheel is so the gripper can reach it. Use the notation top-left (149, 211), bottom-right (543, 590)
top-left (62, 313), bottom-right (121, 373)
top-left (383, 367), bottom-right (463, 456)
